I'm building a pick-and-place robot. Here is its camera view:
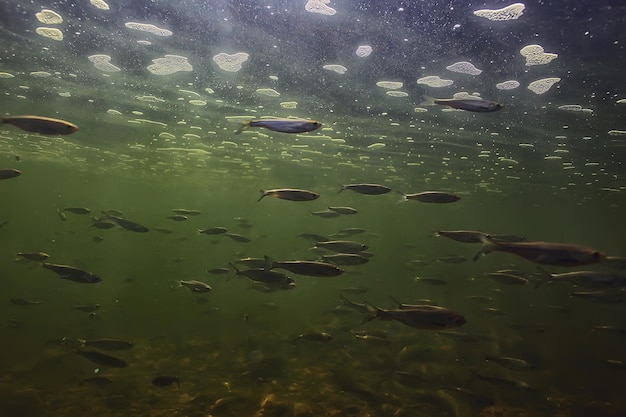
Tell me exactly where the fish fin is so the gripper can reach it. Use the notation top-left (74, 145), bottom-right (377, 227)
top-left (227, 262), bottom-right (240, 276)
top-left (388, 295), bottom-right (402, 308)
top-left (429, 229), bottom-right (440, 238)
top-left (263, 255), bottom-right (274, 270)
top-left (235, 121), bottom-right (251, 135)
top-left (337, 184), bottom-right (345, 193)
top-left (419, 95), bottom-right (436, 106)
top-left (361, 302), bottom-right (379, 324)
top-left (257, 190), bottom-right (267, 202)
top-left (395, 191), bottom-right (408, 204)
top-left (534, 267), bottom-right (553, 289)
top-left (474, 234), bottom-right (497, 261)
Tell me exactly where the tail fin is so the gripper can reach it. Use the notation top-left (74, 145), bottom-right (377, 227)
top-left (235, 121), bottom-right (251, 135)
top-left (263, 255), bottom-right (274, 271)
top-left (388, 295), bottom-right (402, 309)
top-left (534, 267), bottom-right (553, 289)
top-left (228, 262), bottom-right (241, 276)
top-left (420, 95), bottom-right (436, 106)
top-left (337, 184), bottom-right (345, 193)
top-left (257, 190), bottom-right (267, 202)
top-left (429, 230), bottom-right (440, 238)
top-left (473, 234), bottom-right (497, 261)
top-left (395, 191), bottom-right (408, 204)
top-left (362, 302), bottom-right (380, 324)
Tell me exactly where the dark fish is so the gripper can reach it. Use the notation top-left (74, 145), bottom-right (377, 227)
top-left (42, 263), bottom-right (102, 283)
top-left (354, 334), bottom-right (392, 345)
top-left (0, 169), bottom-right (21, 180)
top-left (401, 191), bottom-right (460, 203)
top-left (207, 267), bottom-right (230, 274)
top-left (422, 96), bottom-right (503, 112)
top-left (338, 183), bottom-right (391, 195)
top-left (198, 227), bottom-right (228, 235)
top-left (322, 253), bottom-right (369, 265)
top-left (179, 280), bottom-right (212, 293)
top-left (236, 118), bottom-right (322, 134)
top-left (436, 255), bottom-right (467, 264)
top-left (432, 230), bottom-right (485, 243)
top-left (152, 375), bottom-right (180, 388)
top-left (264, 256), bottom-right (343, 277)
top-left (414, 277), bottom-right (447, 286)
top-left (74, 304), bottom-right (101, 313)
top-left (486, 272), bottom-right (528, 285)
top-left (91, 220), bottom-right (116, 229)
top-left (16, 252), bottom-right (49, 261)
top-left (298, 233), bottom-right (329, 242)
top-left (311, 210), bottom-right (340, 218)
top-left (10, 298), bottom-right (40, 306)
top-left (328, 206), bottom-right (358, 215)
top-left (363, 302), bottom-right (466, 330)
top-left (81, 338), bottom-right (135, 351)
top-left (475, 235), bottom-right (606, 267)
top-left (1, 115), bottom-right (79, 135)
top-left (258, 188), bottom-right (320, 202)
top-left (293, 332), bottom-right (333, 342)
top-left (105, 214), bottom-right (149, 233)
top-left (77, 350), bottom-right (128, 368)
top-left (224, 233), bottom-right (251, 242)
top-left (537, 267), bottom-right (626, 288)
top-left (485, 355), bottom-right (534, 371)
top-left (315, 240), bottom-right (368, 253)
top-left (64, 207), bottom-right (91, 215)
top-left (167, 215), bottom-right (188, 221)
top-left (229, 263), bottom-right (295, 289)
top-left (171, 209), bottom-right (190, 215)
top-left (338, 295), bottom-right (370, 314)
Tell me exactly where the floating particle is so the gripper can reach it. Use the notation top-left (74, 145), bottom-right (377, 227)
top-left (205, 88), bottom-right (215, 94)
top-left (88, 54), bottom-right (121, 72)
top-left (417, 76), bottom-right (453, 87)
top-left (367, 143), bottom-right (385, 150)
top-left (496, 80), bottom-right (520, 90)
top-left (147, 55), bottom-right (192, 75)
top-left (445, 61), bottom-right (482, 75)
top-left (608, 130), bottom-right (626, 136)
top-left (136, 95), bottom-right (165, 103)
top-left (386, 91), bottom-right (408, 97)
top-left (355, 45), bottom-right (372, 57)
top-left (36, 27), bottom-right (63, 41)
top-left (0, 72), bottom-right (14, 78)
top-left (280, 101), bottom-right (298, 109)
top-left (256, 88), bottom-right (280, 97)
top-left (30, 71), bottom-right (51, 78)
top-left (473, 3), bottom-right (525, 21)
top-left (189, 100), bottom-right (206, 106)
top-left (305, 0), bottom-right (336, 15)
top-left (323, 64), bottom-right (347, 74)
top-left (527, 77), bottom-right (560, 94)
top-left (212, 52), bottom-right (249, 72)
top-left (519, 45), bottom-right (558, 66)
top-left (376, 81), bottom-right (403, 89)
top-left (137, 40), bottom-right (151, 45)
top-left (125, 22), bottom-right (172, 37)
top-left (90, 0), bottom-right (110, 10)
top-left (36, 9), bottom-right (63, 24)
top-left (107, 109), bottom-right (122, 115)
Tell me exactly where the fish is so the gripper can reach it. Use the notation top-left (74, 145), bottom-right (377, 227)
top-left (490, 234), bottom-right (528, 243)
top-left (235, 257), bottom-right (268, 269)
top-left (334, 227), bottom-right (365, 236)
top-left (400, 191), bottom-right (460, 203)
top-left (603, 256), bottom-right (626, 270)
top-left (436, 255), bottom-right (467, 264)
top-left (235, 118), bottom-right (322, 135)
top-left (64, 207), bottom-right (91, 215)
top-left (298, 233), bottom-right (329, 242)
top-left (179, 280), bottom-right (212, 293)
top-left (0, 169), bottom-right (21, 180)
top-left (570, 290), bottom-right (625, 304)
top-left (167, 215), bottom-right (188, 221)
top-left (207, 267), bottom-right (230, 274)
top-left (1, 115), bottom-right (79, 135)
top-left (363, 302), bottom-right (466, 330)
top-left (79, 338), bottom-right (135, 351)
top-left (105, 213), bottom-right (149, 233)
top-left (74, 304), bottom-right (101, 313)
top-left (224, 233), bottom-right (251, 242)
top-left (339, 294), bottom-right (370, 314)
top-left (432, 230), bottom-right (485, 243)
top-left (229, 263), bottom-right (295, 289)
top-left (16, 252), bottom-right (49, 262)
top-left (466, 295), bottom-right (493, 304)
top-left (414, 277), bottom-right (448, 286)
top-left (328, 206), bottom-right (358, 215)
top-left (421, 96), bottom-right (503, 112)
top-left (474, 234), bottom-right (606, 266)
top-left (10, 298), bottom-right (40, 306)
top-left (257, 188), bottom-right (320, 202)
top-left (311, 210), bottom-right (340, 218)
top-left (292, 332), bottom-right (333, 342)
top-left (338, 286), bottom-right (369, 294)
top-left (314, 240), bottom-right (368, 253)
top-left (485, 355), bottom-right (535, 371)
top-left (90, 220), bottom-right (116, 229)
top-left (354, 334), bottom-right (392, 345)
top-left (152, 375), bottom-right (180, 388)
top-left (321, 253), bottom-right (369, 265)
top-left (536, 267), bottom-right (626, 288)
top-left (264, 256), bottom-right (344, 277)
top-left (76, 350), bottom-right (128, 368)
top-left (56, 209), bottom-right (66, 221)
top-left (79, 376), bottom-right (115, 386)
top-left (171, 209), bottom-right (190, 215)
top-left (470, 371), bottom-right (532, 391)
top-left (42, 263), bottom-right (102, 283)
top-left (198, 227), bottom-right (228, 235)
top-left (337, 183), bottom-right (391, 195)
top-left (486, 272), bottom-right (528, 285)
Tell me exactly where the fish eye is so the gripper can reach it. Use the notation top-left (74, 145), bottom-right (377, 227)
top-left (592, 251), bottom-right (602, 259)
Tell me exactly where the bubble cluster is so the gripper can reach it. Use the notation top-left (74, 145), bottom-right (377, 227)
top-left (36, 27), bottom-right (63, 41)
top-left (125, 22), bottom-right (172, 37)
top-left (417, 76), bottom-right (453, 88)
top-left (386, 91), bottom-right (408, 97)
top-left (212, 52), bottom-right (249, 72)
top-left (90, 0), bottom-right (110, 10)
top-left (376, 81), bottom-right (403, 90)
top-left (88, 54), bottom-right (121, 72)
top-left (355, 45), bottom-right (372, 57)
top-left (36, 9), bottom-right (63, 24)
top-left (473, 3), bottom-right (525, 21)
top-left (520, 45), bottom-right (558, 66)
top-left (323, 64), bottom-right (347, 74)
top-left (256, 88), bottom-right (281, 97)
top-left (446, 61), bottom-right (482, 75)
top-left (147, 55), bottom-right (192, 75)
top-left (496, 80), bottom-right (520, 90)
top-left (305, 0), bottom-right (337, 16)
top-left (280, 102), bottom-right (298, 109)
top-left (527, 77), bottom-right (560, 94)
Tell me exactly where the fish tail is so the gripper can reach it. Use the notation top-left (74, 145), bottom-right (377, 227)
top-left (235, 121), bottom-right (251, 135)
top-left (473, 234), bottom-right (497, 261)
top-left (263, 255), bottom-right (274, 270)
top-left (429, 229), bottom-right (440, 238)
top-left (420, 95), bottom-right (436, 106)
top-left (534, 267), bottom-right (553, 289)
top-left (362, 302), bottom-right (380, 324)
top-left (337, 184), bottom-right (345, 193)
top-left (257, 190), bottom-right (267, 202)
top-left (228, 262), bottom-right (241, 276)
top-left (388, 295), bottom-right (402, 308)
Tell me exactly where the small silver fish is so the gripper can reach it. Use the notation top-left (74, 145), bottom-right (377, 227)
top-left (258, 188), bottom-right (320, 202)
top-left (422, 96), bottom-right (503, 112)
top-left (235, 118), bottom-right (322, 134)
top-left (401, 191), bottom-right (460, 203)
top-left (338, 183), bottom-right (391, 195)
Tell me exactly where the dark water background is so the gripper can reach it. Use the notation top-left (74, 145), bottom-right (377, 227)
top-left (1, 0), bottom-right (626, 416)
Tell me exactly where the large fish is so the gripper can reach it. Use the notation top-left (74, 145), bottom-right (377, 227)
top-left (42, 263), bottom-right (102, 283)
top-left (363, 302), bottom-right (466, 330)
top-left (104, 213), bottom-right (149, 233)
top-left (338, 183), bottom-right (391, 195)
top-left (474, 235), bottom-right (606, 267)
top-left (235, 118), bottom-right (321, 134)
top-left (1, 115), bottom-right (79, 135)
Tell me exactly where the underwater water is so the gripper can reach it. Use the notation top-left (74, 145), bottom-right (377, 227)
top-left (1, 0), bottom-right (626, 416)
